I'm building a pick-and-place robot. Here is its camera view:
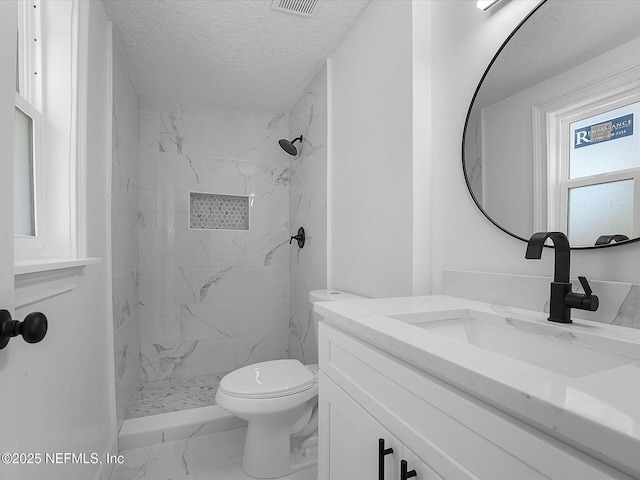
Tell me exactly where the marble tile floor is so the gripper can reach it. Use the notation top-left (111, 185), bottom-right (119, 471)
top-left (128, 374), bottom-right (226, 419)
top-left (110, 427), bottom-right (318, 480)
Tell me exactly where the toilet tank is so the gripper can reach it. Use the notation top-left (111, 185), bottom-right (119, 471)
top-left (308, 290), bottom-right (366, 341)
top-left (308, 290), bottom-right (365, 304)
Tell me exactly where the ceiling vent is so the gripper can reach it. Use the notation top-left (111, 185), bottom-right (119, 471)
top-left (271, 0), bottom-right (321, 17)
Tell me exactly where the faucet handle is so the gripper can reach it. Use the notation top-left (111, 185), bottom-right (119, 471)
top-left (568, 276), bottom-right (599, 312)
top-left (578, 276), bottom-right (592, 296)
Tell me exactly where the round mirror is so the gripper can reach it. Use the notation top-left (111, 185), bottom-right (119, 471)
top-left (463, 0), bottom-right (640, 249)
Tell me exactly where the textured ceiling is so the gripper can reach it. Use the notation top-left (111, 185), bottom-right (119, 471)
top-left (475, 0), bottom-right (640, 108)
top-left (102, 0), bottom-right (370, 112)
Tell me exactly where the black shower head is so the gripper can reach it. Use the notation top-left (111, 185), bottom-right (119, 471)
top-left (279, 136), bottom-right (303, 156)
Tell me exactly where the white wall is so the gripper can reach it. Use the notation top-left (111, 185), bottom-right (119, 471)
top-left (482, 89), bottom-right (535, 237)
top-left (411, 0), bottom-right (432, 295)
top-left (329, 0), bottom-right (415, 298)
top-left (428, 0), bottom-right (640, 291)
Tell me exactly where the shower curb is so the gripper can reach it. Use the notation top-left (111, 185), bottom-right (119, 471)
top-left (118, 405), bottom-right (247, 451)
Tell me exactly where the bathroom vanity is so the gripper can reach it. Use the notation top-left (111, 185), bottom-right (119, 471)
top-left (316, 295), bottom-right (640, 480)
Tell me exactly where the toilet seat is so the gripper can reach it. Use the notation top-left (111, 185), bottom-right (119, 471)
top-left (219, 359), bottom-right (316, 399)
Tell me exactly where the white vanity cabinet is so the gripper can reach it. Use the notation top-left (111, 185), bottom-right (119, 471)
top-left (320, 370), bottom-right (443, 480)
top-left (319, 372), bottom-right (402, 480)
top-left (318, 321), bottom-right (633, 480)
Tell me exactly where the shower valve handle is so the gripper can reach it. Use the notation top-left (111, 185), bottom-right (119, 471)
top-left (289, 227), bottom-right (305, 248)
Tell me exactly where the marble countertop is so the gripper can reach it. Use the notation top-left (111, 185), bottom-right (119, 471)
top-left (315, 295), bottom-right (640, 478)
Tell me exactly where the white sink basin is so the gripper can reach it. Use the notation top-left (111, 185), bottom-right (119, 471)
top-left (390, 309), bottom-right (636, 378)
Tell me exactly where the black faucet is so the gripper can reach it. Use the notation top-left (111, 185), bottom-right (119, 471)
top-left (525, 232), bottom-right (599, 323)
top-left (595, 234), bottom-right (629, 246)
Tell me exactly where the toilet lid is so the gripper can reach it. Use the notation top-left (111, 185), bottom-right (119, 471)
top-left (219, 359), bottom-right (316, 399)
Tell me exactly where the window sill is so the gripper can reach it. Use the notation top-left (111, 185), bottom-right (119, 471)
top-left (14, 257), bottom-right (101, 276)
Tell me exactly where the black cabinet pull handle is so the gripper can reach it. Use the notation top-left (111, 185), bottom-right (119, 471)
top-left (378, 438), bottom-right (393, 480)
top-left (401, 459), bottom-right (417, 480)
top-left (0, 310), bottom-right (48, 349)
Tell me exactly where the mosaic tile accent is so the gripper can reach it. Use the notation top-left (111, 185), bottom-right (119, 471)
top-left (127, 373), bottom-right (226, 419)
top-left (189, 192), bottom-right (249, 230)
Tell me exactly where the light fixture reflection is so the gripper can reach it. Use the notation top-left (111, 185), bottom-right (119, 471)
top-left (477, 0), bottom-right (500, 10)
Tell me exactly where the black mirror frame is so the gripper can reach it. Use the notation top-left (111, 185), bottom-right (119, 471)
top-left (461, 0), bottom-right (639, 250)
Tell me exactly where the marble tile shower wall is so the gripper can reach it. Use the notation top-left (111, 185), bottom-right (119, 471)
top-left (112, 40), bottom-right (141, 432)
top-left (138, 99), bottom-right (291, 382)
top-left (464, 110), bottom-right (482, 202)
top-left (288, 64), bottom-right (328, 365)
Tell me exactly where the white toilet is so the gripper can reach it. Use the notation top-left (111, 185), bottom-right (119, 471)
top-left (215, 289), bottom-right (363, 479)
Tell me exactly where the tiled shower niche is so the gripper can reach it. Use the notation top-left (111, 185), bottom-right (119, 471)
top-left (189, 192), bottom-right (250, 230)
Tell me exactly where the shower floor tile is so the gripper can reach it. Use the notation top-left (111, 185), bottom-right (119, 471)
top-left (127, 373), bottom-right (227, 419)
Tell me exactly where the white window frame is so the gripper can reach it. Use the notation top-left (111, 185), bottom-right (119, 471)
top-left (16, 0), bottom-right (41, 108)
top-left (14, 0), bottom-right (43, 251)
top-left (14, 0), bottom-right (94, 270)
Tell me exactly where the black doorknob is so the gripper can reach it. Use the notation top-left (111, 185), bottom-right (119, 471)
top-left (0, 310), bottom-right (48, 349)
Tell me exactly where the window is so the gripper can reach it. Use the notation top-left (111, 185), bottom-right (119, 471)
top-left (563, 102), bottom-right (639, 245)
top-left (14, 102), bottom-right (36, 236)
top-left (14, 0), bottom-right (42, 244)
top-left (13, 0), bottom-right (94, 268)
top-left (542, 81), bottom-right (640, 246)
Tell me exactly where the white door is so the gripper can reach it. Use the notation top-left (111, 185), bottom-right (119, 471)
top-left (0, 1), bottom-right (20, 478)
top-left (0, 2), bottom-right (51, 478)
